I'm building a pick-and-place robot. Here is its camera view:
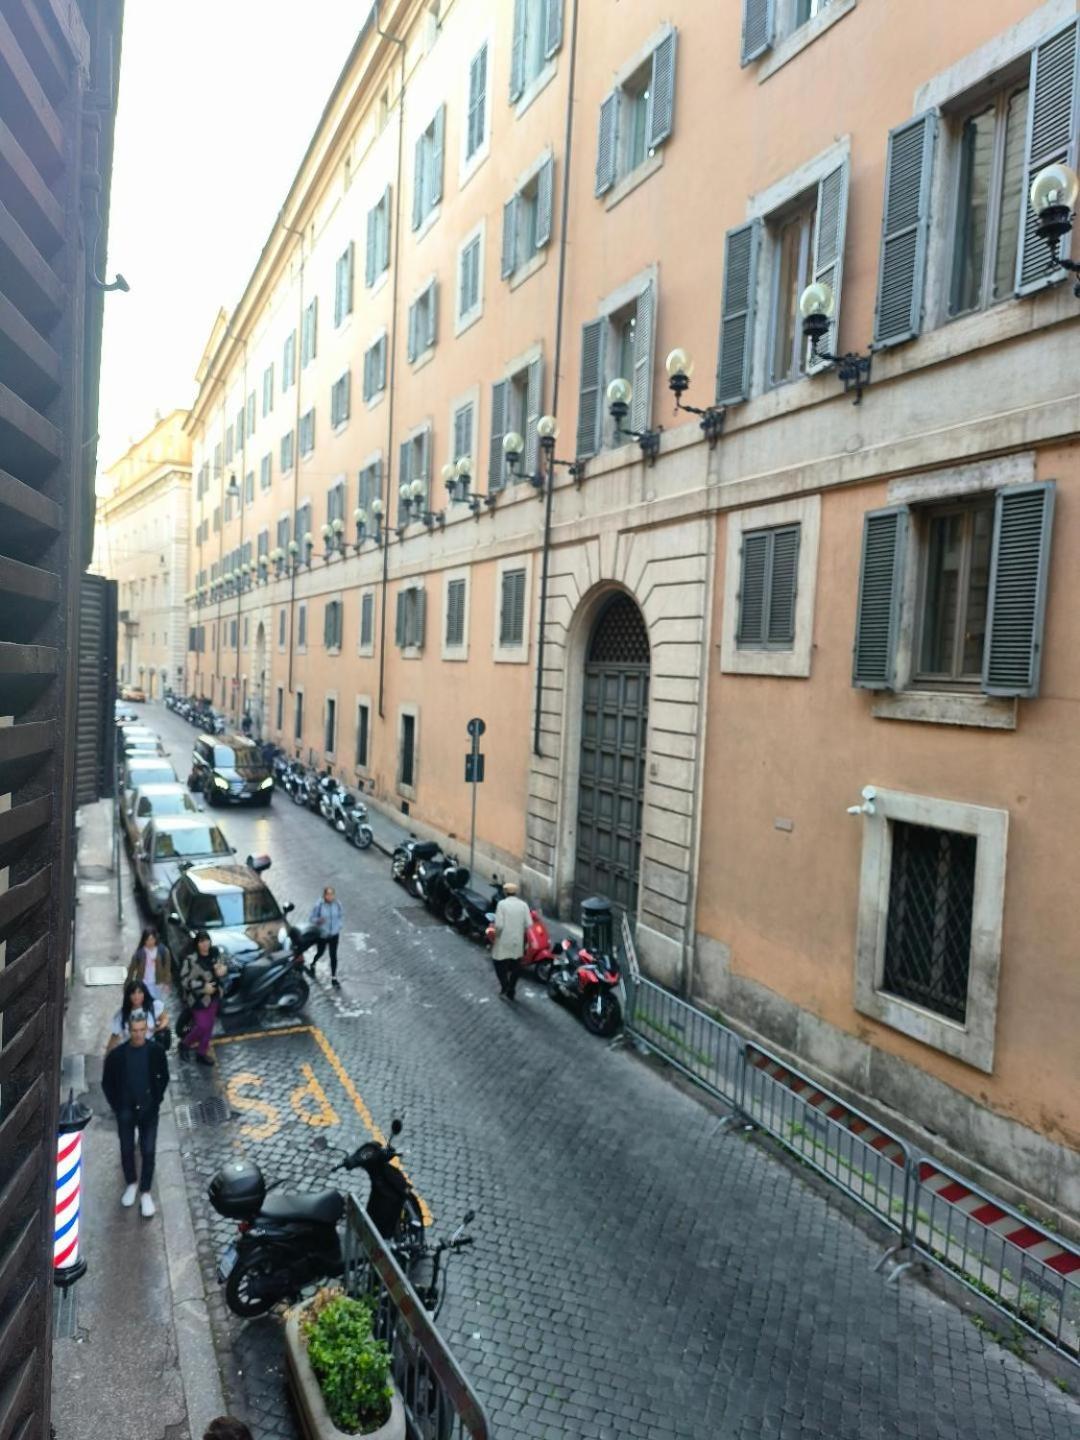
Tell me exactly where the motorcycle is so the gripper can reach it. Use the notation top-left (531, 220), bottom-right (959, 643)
top-left (440, 864), bottom-right (506, 940)
top-left (485, 907), bottom-right (558, 985)
top-left (547, 937), bottom-right (623, 1037)
top-left (216, 926), bottom-right (316, 1028)
top-left (318, 776), bottom-right (346, 824)
top-left (416, 851), bottom-right (458, 911)
top-left (334, 791), bottom-right (374, 850)
top-left (391, 836), bottom-right (442, 891)
top-left (282, 762), bottom-right (309, 805)
top-left (210, 1117), bottom-right (474, 1321)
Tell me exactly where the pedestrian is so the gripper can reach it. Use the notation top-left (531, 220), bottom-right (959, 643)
top-left (178, 930), bottom-right (227, 1066)
top-left (491, 882), bottom-right (531, 1002)
top-left (203, 1420), bottom-right (254, 1440)
top-left (106, 978), bottom-right (170, 1052)
top-left (308, 885), bottom-right (343, 987)
top-left (101, 1008), bottom-right (169, 1217)
top-left (126, 924), bottom-right (173, 1001)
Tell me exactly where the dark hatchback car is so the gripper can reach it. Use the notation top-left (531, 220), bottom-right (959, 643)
top-left (190, 734), bottom-right (273, 807)
top-left (163, 859), bottom-right (294, 963)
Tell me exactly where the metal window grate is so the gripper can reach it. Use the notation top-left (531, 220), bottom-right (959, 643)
top-left (587, 594), bottom-right (650, 664)
top-left (882, 821), bottom-right (976, 1023)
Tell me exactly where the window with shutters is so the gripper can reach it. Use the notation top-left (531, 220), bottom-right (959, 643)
top-left (490, 353), bottom-right (542, 486)
top-left (443, 573), bottom-right (469, 659)
top-left (768, 193), bottom-right (817, 386)
top-left (595, 28), bottom-right (676, 203)
top-left (465, 43), bottom-right (489, 166)
top-left (915, 500), bottom-right (994, 685)
top-left (301, 299), bottom-right (318, 367)
top-left (300, 409), bottom-right (316, 457)
top-left (296, 502), bottom-right (313, 551)
top-left (359, 589), bottom-right (376, 657)
top-left (225, 426), bottom-right (234, 464)
top-left (736, 525), bottom-right (801, 650)
top-left (276, 515), bottom-right (291, 552)
top-left (413, 106), bottom-right (445, 232)
top-left (502, 152), bottom-right (554, 284)
top-left (358, 461), bottom-right (381, 522)
top-left (741, 0), bottom-right (851, 69)
top-left (331, 372), bottom-right (351, 430)
top-left (283, 332), bottom-right (296, 391)
top-left (244, 470), bottom-right (255, 505)
top-left (327, 481), bottom-right (347, 528)
top-left (236, 407), bottom-right (246, 452)
top-left (281, 430), bottom-right (295, 473)
top-left (721, 495), bottom-right (820, 678)
top-left (395, 586), bottom-right (426, 653)
top-left (276, 685), bottom-right (284, 730)
top-left (457, 226), bottom-right (484, 332)
top-left (260, 454), bottom-right (272, 490)
top-left (278, 610), bottom-right (287, 650)
top-left (295, 688), bottom-right (305, 743)
top-left (398, 427), bottom-right (432, 523)
top-left (363, 334), bottom-right (388, 402)
top-left (399, 710), bottom-right (417, 790)
top-left (365, 189), bottom-right (392, 288)
top-left (324, 600), bottom-right (343, 653)
top-left (263, 364), bottom-right (275, 415)
top-left (213, 442), bottom-right (223, 478)
top-left (334, 243), bottom-right (354, 327)
top-left (494, 558), bottom-right (531, 661)
top-left (407, 281), bottom-right (438, 364)
top-left (298, 603), bottom-right (308, 651)
top-left (451, 400), bottom-right (474, 469)
top-left (510, 0), bottom-right (563, 111)
top-left (356, 700), bottom-right (371, 768)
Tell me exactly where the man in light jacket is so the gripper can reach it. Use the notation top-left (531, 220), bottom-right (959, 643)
top-left (491, 882), bottom-right (531, 1002)
top-left (308, 885), bottom-right (344, 986)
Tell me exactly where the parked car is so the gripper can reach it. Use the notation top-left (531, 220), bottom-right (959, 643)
top-left (163, 858), bottom-right (293, 962)
top-left (121, 733), bottom-right (166, 761)
top-left (114, 700), bottom-right (139, 724)
top-left (132, 817), bottom-right (234, 918)
top-left (122, 782), bottom-right (202, 852)
top-left (120, 684), bottom-right (147, 702)
top-left (122, 757), bottom-right (178, 806)
top-left (189, 734), bottom-right (273, 807)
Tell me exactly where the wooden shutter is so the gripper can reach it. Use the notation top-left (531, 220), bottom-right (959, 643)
top-left (535, 154), bottom-right (554, 248)
top-left (418, 428), bottom-right (432, 498)
top-left (381, 187), bottom-right (392, 270)
top-left (631, 282), bottom-right (655, 434)
top-left (431, 105), bottom-right (446, 206)
top-left (454, 403), bottom-right (473, 462)
top-left (361, 592), bottom-right (374, 647)
top-left (510, 0), bottom-right (527, 99)
top-left (502, 195), bottom-right (518, 278)
top-left (1016, 21), bottom-right (1080, 293)
top-left (596, 92), bottom-right (618, 196)
top-left (741, 0), bottom-right (774, 65)
top-left (365, 205), bottom-right (377, 286)
top-left (412, 134), bottom-right (425, 229)
top-left (425, 280), bottom-right (438, 349)
top-left (525, 357), bottom-right (543, 474)
top-left (468, 46), bottom-right (486, 154)
top-left (407, 299), bottom-right (418, 362)
top-left (736, 532), bottom-right (769, 646)
top-left (545, 0), bottom-right (564, 58)
top-left (852, 507), bottom-right (908, 689)
top-left (982, 482), bottom-right (1056, 697)
top-left (378, 335), bottom-right (388, 390)
top-left (395, 590), bottom-right (407, 646)
top-left (648, 31), bottom-right (677, 149)
top-left (489, 379), bottom-right (509, 488)
top-left (715, 220), bottom-right (761, 404)
top-left (363, 346), bottom-right (373, 401)
top-left (576, 318), bottom-right (606, 458)
top-left (415, 588), bottom-right (427, 648)
top-left (447, 578), bottom-right (466, 645)
top-left (874, 113), bottom-right (937, 347)
top-left (324, 602), bottom-right (333, 648)
top-left (344, 241), bottom-right (354, 318)
top-left (501, 569), bottom-right (526, 646)
top-left (808, 159), bottom-right (849, 373)
top-left (398, 440), bottom-right (412, 524)
top-left (767, 525), bottom-right (800, 646)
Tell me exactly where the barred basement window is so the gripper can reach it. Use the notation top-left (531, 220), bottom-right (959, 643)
top-left (882, 821), bottom-right (976, 1024)
top-left (737, 524), bottom-right (800, 650)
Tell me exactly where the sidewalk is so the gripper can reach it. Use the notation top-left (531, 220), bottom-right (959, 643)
top-left (51, 797), bottom-right (226, 1440)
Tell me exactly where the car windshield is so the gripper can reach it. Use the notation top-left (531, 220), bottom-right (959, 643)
top-left (137, 793), bottom-right (194, 818)
top-left (153, 826), bottom-right (231, 859)
top-left (211, 744), bottom-right (264, 774)
top-left (127, 765), bottom-right (176, 789)
top-left (185, 884), bottom-right (282, 928)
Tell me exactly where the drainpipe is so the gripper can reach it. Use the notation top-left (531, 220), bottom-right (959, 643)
top-left (375, 0), bottom-right (406, 722)
top-left (532, 0), bottom-right (580, 758)
top-left (281, 221), bottom-right (306, 708)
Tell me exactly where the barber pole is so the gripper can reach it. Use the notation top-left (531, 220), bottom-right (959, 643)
top-left (53, 1089), bottom-right (92, 1288)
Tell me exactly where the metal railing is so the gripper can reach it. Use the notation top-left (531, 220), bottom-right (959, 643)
top-left (622, 972), bottom-right (1080, 1366)
top-left (341, 1196), bottom-right (492, 1440)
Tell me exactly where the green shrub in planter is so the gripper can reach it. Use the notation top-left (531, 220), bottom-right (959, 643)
top-left (300, 1290), bottom-right (393, 1435)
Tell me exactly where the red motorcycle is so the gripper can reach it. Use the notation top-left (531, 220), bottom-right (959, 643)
top-left (484, 908), bottom-right (558, 985)
top-left (547, 937), bottom-right (622, 1037)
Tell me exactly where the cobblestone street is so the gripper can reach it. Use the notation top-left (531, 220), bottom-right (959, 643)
top-left (151, 707), bottom-right (1080, 1440)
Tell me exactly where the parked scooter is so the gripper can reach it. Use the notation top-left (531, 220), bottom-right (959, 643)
top-left (547, 938), bottom-right (622, 1037)
top-left (485, 907), bottom-right (558, 985)
top-left (338, 792), bottom-right (375, 850)
top-left (440, 865), bottom-right (507, 939)
top-left (413, 849), bottom-right (453, 905)
top-left (217, 927), bottom-right (316, 1028)
top-left (391, 836), bottom-right (442, 890)
top-left (318, 776), bottom-right (346, 824)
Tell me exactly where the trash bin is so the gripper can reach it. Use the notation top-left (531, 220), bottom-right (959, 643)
top-left (580, 896), bottom-right (614, 958)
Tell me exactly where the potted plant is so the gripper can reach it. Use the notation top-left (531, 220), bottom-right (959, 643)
top-left (285, 1288), bottom-right (406, 1439)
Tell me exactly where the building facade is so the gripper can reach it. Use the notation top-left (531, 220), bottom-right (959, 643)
top-left (94, 409), bottom-right (192, 695)
top-left (185, 0), bottom-right (1080, 1228)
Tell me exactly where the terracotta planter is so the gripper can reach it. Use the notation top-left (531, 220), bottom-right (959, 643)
top-left (285, 1302), bottom-right (406, 1440)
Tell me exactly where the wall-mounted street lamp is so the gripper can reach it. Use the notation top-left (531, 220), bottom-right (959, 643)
top-left (320, 522), bottom-right (337, 562)
top-left (606, 379), bottom-right (660, 463)
top-left (257, 555), bottom-right (269, 584)
top-left (303, 530), bottom-right (314, 567)
top-left (503, 416), bottom-right (585, 496)
top-left (272, 546), bottom-right (285, 577)
top-left (353, 500), bottom-right (384, 550)
top-left (287, 539), bottom-right (300, 575)
top-left (665, 349), bottom-right (725, 446)
top-left (798, 282), bottom-right (872, 404)
top-left (1029, 163), bottom-right (1080, 295)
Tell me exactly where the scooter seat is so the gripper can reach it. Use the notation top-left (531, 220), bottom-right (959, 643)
top-left (261, 1189), bottom-right (344, 1225)
top-left (410, 841), bottom-right (440, 860)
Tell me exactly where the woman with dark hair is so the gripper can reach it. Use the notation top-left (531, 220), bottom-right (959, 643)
top-left (178, 930), bottom-right (227, 1066)
top-left (126, 925), bottom-right (173, 1000)
top-left (107, 978), bottom-right (169, 1051)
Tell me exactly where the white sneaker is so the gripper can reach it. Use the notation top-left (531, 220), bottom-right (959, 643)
top-left (139, 1191), bottom-right (155, 1218)
top-left (122, 1183), bottom-right (138, 1207)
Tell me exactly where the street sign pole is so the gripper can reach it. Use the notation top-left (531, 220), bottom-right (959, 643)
top-left (466, 717), bottom-right (486, 876)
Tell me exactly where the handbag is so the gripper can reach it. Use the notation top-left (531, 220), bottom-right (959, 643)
top-left (175, 1006), bottom-right (194, 1040)
top-left (154, 1025), bottom-right (173, 1052)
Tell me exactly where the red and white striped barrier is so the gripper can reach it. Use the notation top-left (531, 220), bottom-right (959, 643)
top-left (53, 1091), bottom-right (91, 1288)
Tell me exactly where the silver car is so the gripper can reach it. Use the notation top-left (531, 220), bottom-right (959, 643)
top-left (123, 782), bottom-right (201, 852)
top-left (133, 816), bottom-right (235, 917)
top-left (122, 757), bottom-right (178, 808)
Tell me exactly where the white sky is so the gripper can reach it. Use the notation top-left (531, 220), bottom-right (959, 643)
top-left (97, 1), bottom-right (369, 482)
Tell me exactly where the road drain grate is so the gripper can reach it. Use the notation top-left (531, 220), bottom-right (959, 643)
top-left (174, 1096), bottom-right (232, 1129)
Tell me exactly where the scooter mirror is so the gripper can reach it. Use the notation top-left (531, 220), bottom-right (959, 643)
top-left (390, 1118), bottom-right (403, 1136)
top-left (283, 901), bottom-right (295, 915)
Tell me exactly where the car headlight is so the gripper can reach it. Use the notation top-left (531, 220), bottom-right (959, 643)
top-left (213, 775), bottom-right (228, 789)
top-left (260, 776), bottom-right (273, 789)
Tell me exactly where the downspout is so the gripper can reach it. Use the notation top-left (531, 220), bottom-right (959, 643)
top-left (532, 0), bottom-right (580, 757)
top-left (282, 222), bottom-right (306, 705)
top-left (376, 0), bottom-right (406, 722)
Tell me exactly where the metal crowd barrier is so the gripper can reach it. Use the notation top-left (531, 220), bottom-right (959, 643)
top-left (621, 973), bottom-right (1080, 1366)
top-left (342, 1196), bottom-right (492, 1440)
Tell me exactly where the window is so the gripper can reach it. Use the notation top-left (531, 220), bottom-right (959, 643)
top-left (400, 712), bottom-right (416, 788)
top-left (458, 231), bottom-right (482, 326)
top-left (282, 332), bottom-right (296, 391)
top-left (509, 0), bottom-right (563, 102)
top-left (445, 577), bottom-right (466, 647)
top-left (363, 335), bottom-right (388, 401)
top-left (236, 408), bottom-right (246, 453)
top-left (260, 454), bottom-right (272, 490)
top-left (301, 299), bottom-right (318, 367)
top-left (365, 187), bottom-right (392, 287)
top-left (295, 502), bottom-right (312, 550)
top-left (246, 392), bottom-right (256, 437)
top-left (244, 470), bottom-right (255, 505)
top-left (412, 106), bottom-right (445, 230)
top-left (358, 462), bottom-right (381, 518)
top-left (595, 31), bottom-right (676, 196)
top-left (452, 401), bottom-right (473, 467)
top-left (262, 364), bottom-right (275, 415)
top-left (768, 194), bottom-right (816, 386)
top-left (331, 372), bottom-right (351, 429)
top-left (257, 529), bottom-right (269, 563)
top-left (298, 603), bottom-right (308, 649)
top-left (294, 689), bottom-right (304, 741)
top-left (576, 276), bottom-right (654, 458)
top-left (737, 525), bottom-right (800, 650)
top-left (243, 616), bottom-right (249, 648)
top-left (327, 480), bottom-right (346, 527)
top-left (854, 482), bottom-right (1055, 699)
top-left (882, 821), bottom-right (975, 1024)
top-left (275, 685), bottom-right (284, 730)
top-left (356, 701), bottom-right (370, 767)
top-left (281, 431), bottom-right (295, 473)
top-left (325, 697), bottom-right (337, 754)
top-left (278, 609), bottom-right (286, 649)
top-left (502, 154), bottom-right (554, 280)
top-left (360, 591), bottom-right (375, 650)
top-left (213, 442), bottom-right (223, 477)
top-left (213, 505), bottom-right (221, 533)
top-left (490, 356), bottom-right (542, 486)
top-left (334, 243), bottom-right (354, 326)
top-left (395, 586), bottom-right (426, 650)
top-left (398, 428), bottom-right (431, 523)
top-left (407, 281), bottom-right (438, 362)
top-left (276, 515), bottom-right (290, 552)
top-left (466, 44), bottom-right (488, 160)
top-left (225, 425), bottom-right (234, 464)
top-left (299, 409), bottom-right (316, 457)
top-left (499, 568), bottom-right (526, 646)
top-left (230, 619), bottom-right (238, 648)
top-left (949, 82), bottom-right (1029, 317)
top-left (741, 0), bottom-right (839, 64)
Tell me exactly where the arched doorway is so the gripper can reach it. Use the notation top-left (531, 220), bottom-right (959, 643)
top-left (574, 593), bottom-right (650, 917)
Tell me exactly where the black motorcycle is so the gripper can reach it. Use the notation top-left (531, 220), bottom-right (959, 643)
top-left (210, 1117), bottom-right (473, 1320)
top-left (391, 836), bottom-right (441, 891)
top-left (416, 851), bottom-right (455, 910)
top-left (441, 865), bottom-right (507, 939)
top-left (216, 928), bottom-right (315, 1028)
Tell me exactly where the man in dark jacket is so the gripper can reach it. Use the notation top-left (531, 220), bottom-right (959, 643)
top-left (101, 1009), bottom-right (170, 1218)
